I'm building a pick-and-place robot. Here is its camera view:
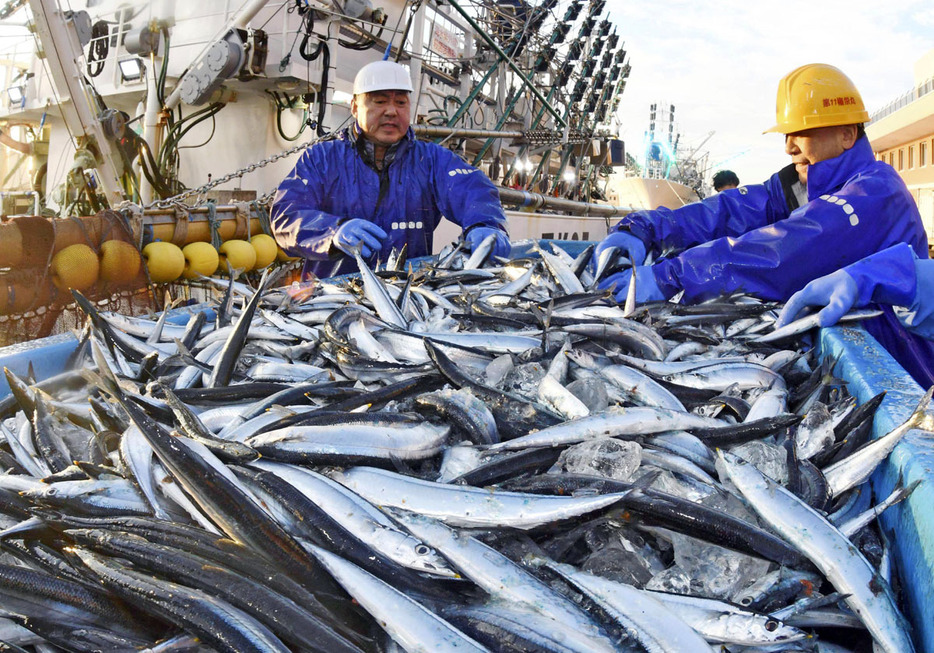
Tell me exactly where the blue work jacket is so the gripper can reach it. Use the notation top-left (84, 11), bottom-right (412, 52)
top-left (838, 243), bottom-right (934, 388)
top-left (270, 126), bottom-right (507, 279)
top-left (612, 136), bottom-right (928, 303)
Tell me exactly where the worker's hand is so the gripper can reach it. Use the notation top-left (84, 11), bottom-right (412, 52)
top-left (333, 219), bottom-right (388, 258)
top-left (466, 227), bottom-right (511, 259)
top-left (592, 230), bottom-right (647, 270)
top-left (598, 265), bottom-right (666, 304)
top-left (775, 270), bottom-right (860, 329)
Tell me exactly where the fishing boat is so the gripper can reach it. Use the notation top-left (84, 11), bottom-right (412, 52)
top-left (0, 0), bottom-right (639, 338)
top-left (1, 4), bottom-right (933, 650)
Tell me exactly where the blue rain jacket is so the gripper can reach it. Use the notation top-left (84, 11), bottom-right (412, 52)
top-left (271, 126), bottom-right (507, 279)
top-left (611, 136), bottom-right (928, 303)
top-left (838, 243), bottom-right (934, 388)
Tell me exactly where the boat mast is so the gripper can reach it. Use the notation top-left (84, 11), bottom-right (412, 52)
top-left (27, 0), bottom-right (126, 208)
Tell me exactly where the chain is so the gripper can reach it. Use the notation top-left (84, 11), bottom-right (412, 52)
top-left (143, 130), bottom-right (339, 211)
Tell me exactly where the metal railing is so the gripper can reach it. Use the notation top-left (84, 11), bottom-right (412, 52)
top-left (869, 76), bottom-right (934, 124)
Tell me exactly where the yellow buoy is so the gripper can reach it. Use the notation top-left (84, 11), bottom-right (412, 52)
top-left (218, 239), bottom-right (256, 274)
top-left (250, 234), bottom-right (278, 270)
top-left (142, 241), bottom-right (186, 283)
top-left (276, 246), bottom-right (300, 262)
top-left (182, 242), bottom-right (219, 279)
top-left (51, 243), bottom-right (99, 291)
top-left (98, 240), bottom-right (142, 284)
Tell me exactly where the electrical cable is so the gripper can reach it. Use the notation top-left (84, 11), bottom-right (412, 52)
top-left (268, 90), bottom-right (308, 141)
top-left (156, 28), bottom-right (171, 107)
top-left (178, 112), bottom-right (218, 151)
top-left (338, 21), bottom-right (381, 50)
top-left (86, 21), bottom-right (109, 78)
top-left (298, 10), bottom-right (318, 61)
top-left (313, 42), bottom-right (329, 136)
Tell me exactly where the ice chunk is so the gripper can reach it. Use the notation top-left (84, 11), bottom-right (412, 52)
top-left (645, 468), bottom-right (716, 502)
top-left (581, 531), bottom-right (665, 588)
top-left (667, 530), bottom-right (772, 599)
top-left (502, 362), bottom-right (547, 396)
top-left (646, 566), bottom-right (692, 595)
top-left (485, 354), bottom-right (514, 388)
top-left (723, 440), bottom-right (788, 485)
top-left (558, 438), bottom-right (642, 481)
top-left (436, 444), bottom-right (485, 483)
top-left (566, 377), bottom-right (610, 414)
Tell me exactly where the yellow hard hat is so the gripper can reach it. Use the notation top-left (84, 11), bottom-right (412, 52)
top-left (765, 64), bottom-right (869, 134)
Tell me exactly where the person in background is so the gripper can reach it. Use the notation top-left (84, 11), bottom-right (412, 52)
top-left (775, 242), bottom-right (934, 387)
top-left (592, 63), bottom-right (927, 308)
top-left (712, 169), bottom-right (740, 192)
top-left (271, 59), bottom-right (510, 279)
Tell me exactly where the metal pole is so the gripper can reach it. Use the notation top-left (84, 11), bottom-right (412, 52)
top-left (140, 48), bottom-right (162, 204)
top-left (413, 125), bottom-right (524, 139)
top-left (28, 0), bottom-right (126, 207)
top-left (497, 186), bottom-right (631, 217)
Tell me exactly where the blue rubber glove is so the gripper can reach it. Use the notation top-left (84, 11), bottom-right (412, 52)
top-left (592, 230), bottom-right (647, 270)
top-left (466, 227), bottom-right (511, 258)
top-left (905, 259), bottom-right (934, 339)
top-left (333, 219), bottom-right (388, 258)
top-left (775, 269), bottom-right (860, 329)
top-left (598, 265), bottom-right (666, 303)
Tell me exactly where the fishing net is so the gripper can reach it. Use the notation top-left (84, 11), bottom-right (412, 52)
top-left (0, 266), bottom-right (303, 349)
top-left (0, 208), bottom-right (300, 347)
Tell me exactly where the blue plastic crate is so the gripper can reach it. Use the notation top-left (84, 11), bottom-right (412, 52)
top-left (819, 326), bottom-right (931, 651)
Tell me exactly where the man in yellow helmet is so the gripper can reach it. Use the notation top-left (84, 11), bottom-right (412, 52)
top-left (592, 63), bottom-right (927, 305)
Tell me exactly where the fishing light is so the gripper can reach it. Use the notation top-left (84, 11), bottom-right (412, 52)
top-left (117, 57), bottom-right (144, 83)
top-left (6, 85), bottom-right (24, 106)
top-left (332, 91), bottom-right (353, 105)
top-left (562, 170), bottom-right (576, 183)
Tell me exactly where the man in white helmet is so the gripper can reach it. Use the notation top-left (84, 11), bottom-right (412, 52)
top-left (271, 59), bottom-right (510, 279)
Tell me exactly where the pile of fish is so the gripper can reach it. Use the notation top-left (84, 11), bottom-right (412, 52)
top-left (0, 239), bottom-right (928, 653)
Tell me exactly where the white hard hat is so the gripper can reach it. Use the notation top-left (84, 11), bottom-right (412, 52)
top-left (353, 60), bottom-right (414, 95)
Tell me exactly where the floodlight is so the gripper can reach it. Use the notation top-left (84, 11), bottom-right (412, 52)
top-left (7, 85), bottom-right (24, 106)
top-left (118, 58), bottom-right (144, 83)
top-left (332, 90), bottom-right (353, 105)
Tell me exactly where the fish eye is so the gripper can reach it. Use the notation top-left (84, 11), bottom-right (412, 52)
top-left (414, 544), bottom-right (431, 556)
top-left (739, 596), bottom-right (752, 605)
top-left (765, 619), bottom-right (779, 632)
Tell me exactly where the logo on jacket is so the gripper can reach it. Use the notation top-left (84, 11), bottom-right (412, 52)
top-left (819, 194), bottom-right (859, 226)
top-left (391, 221), bottom-right (424, 230)
top-left (448, 168), bottom-right (477, 177)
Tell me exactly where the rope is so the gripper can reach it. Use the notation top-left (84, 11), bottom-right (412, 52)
top-left (206, 200), bottom-right (222, 249)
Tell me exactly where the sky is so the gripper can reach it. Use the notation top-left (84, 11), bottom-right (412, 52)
top-left (606, 0), bottom-right (934, 185)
